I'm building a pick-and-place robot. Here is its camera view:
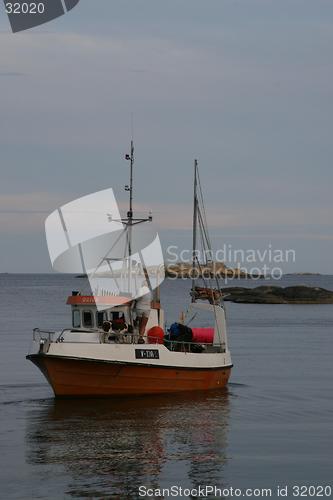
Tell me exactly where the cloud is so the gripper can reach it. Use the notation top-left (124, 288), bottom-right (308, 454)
top-left (1, 190), bottom-right (332, 235)
top-left (0, 192), bottom-right (73, 233)
top-left (112, 199), bottom-right (333, 234)
top-left (0, 8), bottom-right (332, 272)
top-left (0, 29), bottom-right (331, 149)
top-left (0, 71), bottom-right (26, 76)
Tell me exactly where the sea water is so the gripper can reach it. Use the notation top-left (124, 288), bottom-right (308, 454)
top-left (0, 274), bottom-right (332, 499)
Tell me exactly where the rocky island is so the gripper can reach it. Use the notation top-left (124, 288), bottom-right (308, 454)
top-left (221, 286), bottom-right (333, 304)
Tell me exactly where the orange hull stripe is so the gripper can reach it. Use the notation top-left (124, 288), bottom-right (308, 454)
top-left (28, 355), bottom-right (232, 397)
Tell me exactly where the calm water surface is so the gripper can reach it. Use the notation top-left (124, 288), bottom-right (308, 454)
top-left (0, 274), bottom-right (332, 499)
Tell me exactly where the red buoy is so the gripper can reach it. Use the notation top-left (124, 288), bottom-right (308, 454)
top-left (147, 326), bottom-right (164, 344)
top-left (192, 327), bottom-right (214, 344)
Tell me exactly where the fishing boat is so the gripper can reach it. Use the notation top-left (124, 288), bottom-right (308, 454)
top-left (27, 146), bottom-right (232, 396)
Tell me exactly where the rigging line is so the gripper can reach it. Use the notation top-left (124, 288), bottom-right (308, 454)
top-left (193, 255), bottom-right (223, 345)
top-left (106, 259), bottom-right (121, 293)
top-left (198, 221), bottom-right (212, 288)
top-left (138, 250), bottom-right (153, 292)
top-left (198, 207), bottom-right (212, 254)
top-left (196, 259), bottom-right (213, 301)
top-left (197, 204), bottom-right (222, 298)
top-left (197, 261), bottom-right (222, 343)
top-left (195, 244), bottom-right (223, 312)
top-left (196, 190), bottom-right (210, 248)
top-left (202, 228), bottom-right (221, 292)
top-left (198, 207), bottom-right (223, 294)
top-left (197, 208), bottom-right (212, 261)
top-left (123, 228), bottom-right (130, 291)
top-left (213, 305), bottom-right (222, 344)
top-left (185, 311), bottom-right (198, 326)
top-left (197, 189), bottom-right (214, 270)
top-left (191, 163), bottom-right (223, 344)
top-left (198, 172), bottom-right (211, 245)
top-left (89, 227), bottom-right (127, 280)
top-left (194, 254), bottom-right (209, 288)
top-left (196, 212), bottom-right (214, 292)
top-left (197, 168), bottom-right (211, 247)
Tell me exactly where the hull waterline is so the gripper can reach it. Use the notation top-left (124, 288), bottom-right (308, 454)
top-left (27, 354), bottom-right (232, 397)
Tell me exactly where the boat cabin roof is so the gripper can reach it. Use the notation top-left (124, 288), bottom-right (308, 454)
top-left (67, 294), bottom-right (161, 310)
top-left (67, 295), bottom-right (130, 306)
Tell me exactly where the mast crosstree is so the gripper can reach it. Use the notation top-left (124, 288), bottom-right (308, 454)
top-left (88, 141), bottom-right (154, 299)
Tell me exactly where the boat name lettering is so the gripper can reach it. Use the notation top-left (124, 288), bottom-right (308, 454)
top-left (135, 349), bottom-right (159, 360)
top-left (82, 297), bottom-right (95, 303)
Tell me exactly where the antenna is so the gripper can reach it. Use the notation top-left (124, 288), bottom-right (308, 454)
top-left (129, 140), bottom-right (134, 219)
top-left (91, 138), bottom-right (155, 297)
top-left (130, 112), bottom-right (134, 143)
top-left (125, 140), bottom-right (134, 287)
top-left (123, 139), bottom-right (154, 294)
top-left (129, 113), bottom-right (135, 220)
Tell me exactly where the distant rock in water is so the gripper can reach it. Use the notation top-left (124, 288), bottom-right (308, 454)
top-left (222, 286), bottom-right (333, 304)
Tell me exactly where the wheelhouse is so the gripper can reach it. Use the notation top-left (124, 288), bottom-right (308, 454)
top-left (66, 291), bottom-right (164, 333)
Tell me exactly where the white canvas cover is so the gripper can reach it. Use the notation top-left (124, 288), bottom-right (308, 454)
top-left (45, 188), bottom-right (165, 310)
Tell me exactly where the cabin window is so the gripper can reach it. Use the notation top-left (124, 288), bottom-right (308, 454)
top-left (96, 311), bottom-right (106, 328)
top-left (83, 310), bottom-right (93, 328)
top-left (72, 309), bottom-right (81, 328)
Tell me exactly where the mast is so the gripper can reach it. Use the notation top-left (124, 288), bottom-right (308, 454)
top-left (91, 140), bottom-right (154, 297)
top-left (125, 140), bottom-right (134, 292)
top-left (128, 139), bottom-right (134, 218)
top-left (124, 140), bottom-right (153, 295)
top-left (191, 159), bottom-right (198, 302)
top-left (128, 140), bottom-right (134, 257)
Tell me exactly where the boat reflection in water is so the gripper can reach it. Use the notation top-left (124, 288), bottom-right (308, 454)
top-left (25, 390), bottom-right (230, 498)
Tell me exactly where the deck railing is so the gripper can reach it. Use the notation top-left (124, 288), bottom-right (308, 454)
top-left (32, 328), bottom-right (226, 353)
top-left (33, 328), bottom-right (56, 342)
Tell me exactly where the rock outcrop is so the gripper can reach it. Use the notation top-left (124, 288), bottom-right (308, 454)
top-left (222, 286), bottom-right (333, 304)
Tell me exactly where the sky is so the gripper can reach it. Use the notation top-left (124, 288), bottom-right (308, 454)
top-left (0, 0), bottom-right (332, 273)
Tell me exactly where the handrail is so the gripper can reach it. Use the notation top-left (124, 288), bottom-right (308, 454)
top-left (162, 337), bottom-right (226, 353)
top-left (33, 327), bottom-right (76, 342)
top-left (55, 328), bottom-right (97, 342)
top-left (147, 335), bottom-right (224, 347)
top-left (33, 328), bottom-right (56, 341)
top-left (122, 334), bottom-right (226, 352)
top-left (32, 328), bottom-right (226, 352)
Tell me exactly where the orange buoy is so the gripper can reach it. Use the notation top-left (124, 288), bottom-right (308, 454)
top-left (147, 326), bottom-right (164, 344)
